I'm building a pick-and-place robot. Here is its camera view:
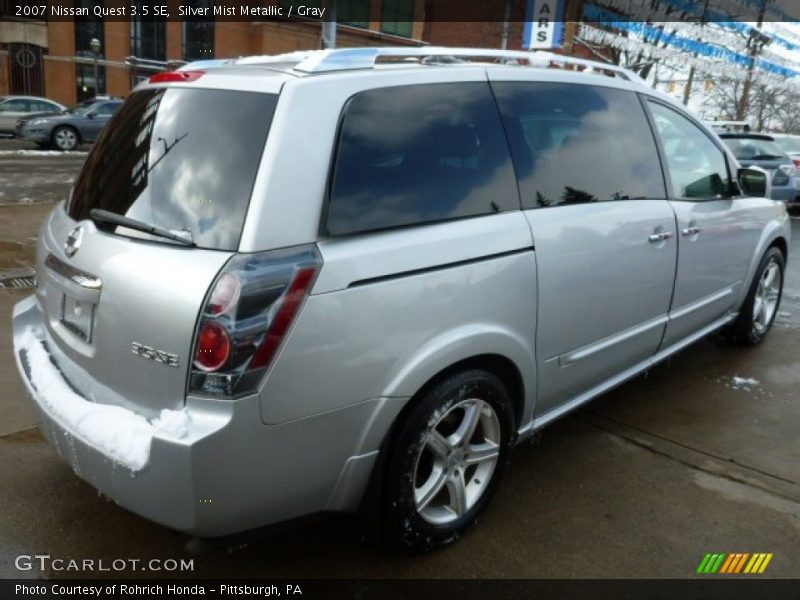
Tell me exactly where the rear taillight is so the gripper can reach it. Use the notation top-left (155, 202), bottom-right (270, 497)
top-left (194, 321), bottom-right (231, 371)
top-left (149, 70), bottom-right (204, 83)
top-left (793, 159), bottom-right (800, 168)
top-left (189, 245), bottom-right (322, 397)
top-left (208, 273), bottom-right (240, 316)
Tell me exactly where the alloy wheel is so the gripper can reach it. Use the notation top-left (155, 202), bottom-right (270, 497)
top-left (412, 398), bottom-right (501, 525)
top-left (54, 128), bottom-right (77, 151)
top-left (752, 258), bottom-right (782, 334)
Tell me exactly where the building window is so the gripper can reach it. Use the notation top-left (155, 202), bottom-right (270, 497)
top-left (131, 14), bottom-right (166, 62)
top-left (74, 1), bottom-right (105, 100)
top-left (76, 63), bottom-right (107, 102)
top-left (339, 0), bottom-right (370, 28)
top-left (183, 0), bottom-right (214, 60)
top-left (380, 0), bottom-right (414, 37)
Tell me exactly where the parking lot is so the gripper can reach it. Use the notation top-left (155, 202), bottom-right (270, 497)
top-left (1, 138), bottom-right (799, 579)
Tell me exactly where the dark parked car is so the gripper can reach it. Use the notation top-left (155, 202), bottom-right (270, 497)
top-left (15, 98), bottom-right (123, 151)
top-left (719, 133), bottom-right (797, 203)
top-left (771, 133), bottom-right (800, 203)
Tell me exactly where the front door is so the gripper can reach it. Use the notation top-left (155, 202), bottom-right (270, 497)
top-left (645, 100), bottom-right (759, 347)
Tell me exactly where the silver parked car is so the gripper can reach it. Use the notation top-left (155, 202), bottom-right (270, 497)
top-left (12, 48), bottom-right (790, 550)
top-left (15, 97), bottom-right (123, 151)
top-left (0, 95), bottom-right (67, 136)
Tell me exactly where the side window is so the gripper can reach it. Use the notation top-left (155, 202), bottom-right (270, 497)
top-left (327, 82), bottom-right (518, 236)
top-left (647, 101), bottom-right (732, 200)
top-left (492, 82), bottom-right (665, 208)
top-left (0, 99), bottom-right (31, 112)
top-left (31, 101), bottom-right (56, 112)
top-left (93, 103), bottom-right (117, 117)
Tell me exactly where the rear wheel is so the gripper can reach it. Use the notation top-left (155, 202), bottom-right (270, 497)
top-left (383, 370), bottom-right (515, 551)
top-left (728, 247), bottom-right (784, 345)
top-left (52, 126), bottom-right (79, 151)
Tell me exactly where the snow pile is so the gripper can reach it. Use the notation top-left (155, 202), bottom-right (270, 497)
top-left (0, 150), bottom-right (87, 157)
top-left (19, 328), bottom-right (190, 471)
top-left (234, 50), bottom-right (320, 65)
top-left (152, 408), bottom-right (191, 438)
top-left (731, 376), bottom-right (760, 390)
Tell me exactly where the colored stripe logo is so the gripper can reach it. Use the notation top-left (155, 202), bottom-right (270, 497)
top-left (697, 553), bottom-right (773, 574)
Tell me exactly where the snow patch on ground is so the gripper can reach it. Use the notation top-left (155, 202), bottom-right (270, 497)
top-left (0, 150), bottom-right (87, 157)
top-left (19, 327), bottom-right (190, 471)
top-left (731, 376), bottom-right (760, 389)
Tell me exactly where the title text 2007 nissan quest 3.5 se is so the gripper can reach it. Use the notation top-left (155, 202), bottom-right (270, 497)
top-left (13, 48), bottom-right (789, 550)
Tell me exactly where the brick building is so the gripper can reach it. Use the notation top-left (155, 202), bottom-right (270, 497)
top-left (0, 0), bottom-right (425, 107)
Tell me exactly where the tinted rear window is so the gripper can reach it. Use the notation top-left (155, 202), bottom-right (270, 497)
top-left (774, 136), bottom-right (800, 153)
top-left (492, 82), bottom-right (665, 208)
top-left (721, 137), bottom-right (788, 161)
top-left (68, 88), bottom-right (277, 251)
top-left (326, 82), bottom-right (519, 236)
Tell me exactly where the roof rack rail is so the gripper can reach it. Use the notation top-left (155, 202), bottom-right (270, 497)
top-left (292, 47), bottom-right (646, 84)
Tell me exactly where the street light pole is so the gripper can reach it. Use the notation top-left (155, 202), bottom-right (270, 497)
top-left (90, 37), bottom-right (102, 97)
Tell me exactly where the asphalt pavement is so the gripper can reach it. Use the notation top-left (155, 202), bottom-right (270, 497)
top-left (1, 139), bottom-right (798, 579)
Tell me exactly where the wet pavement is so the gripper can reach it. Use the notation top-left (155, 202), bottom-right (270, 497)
top-left (0, 139), bottom-right (798, 579)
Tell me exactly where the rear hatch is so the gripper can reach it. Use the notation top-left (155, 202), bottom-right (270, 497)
top-left (36, 85), bottom-right (278, 417)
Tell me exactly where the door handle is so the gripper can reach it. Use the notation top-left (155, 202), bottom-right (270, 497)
top-left (648, 231), bottom-right (674, 243)
top-left (681, 226), bottom-right (701, 236)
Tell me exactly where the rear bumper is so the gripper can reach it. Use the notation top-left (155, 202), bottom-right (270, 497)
top-left (12, 295), bottom-right (390, 536)
top-left (771, 184), bottom-right (795, 202)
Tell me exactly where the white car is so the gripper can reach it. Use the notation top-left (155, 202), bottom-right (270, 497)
top-left (0, 95), bottom-right (67, 136)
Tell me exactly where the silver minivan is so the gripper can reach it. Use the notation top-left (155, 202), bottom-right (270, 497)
top-left (12, 48), bottom-right (790, 550)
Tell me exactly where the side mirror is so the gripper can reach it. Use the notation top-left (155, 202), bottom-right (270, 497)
top-left (738, 166), bottom-right (770, 198)
top-left (86, 112), bottom-right (96, 119)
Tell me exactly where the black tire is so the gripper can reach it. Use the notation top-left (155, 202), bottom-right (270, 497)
top-left (382, 369), bottom-right (516, 551)
top-left (52, 125), bottom-right (79, 151)
top-left (727, 247), bottom-right (785, 345)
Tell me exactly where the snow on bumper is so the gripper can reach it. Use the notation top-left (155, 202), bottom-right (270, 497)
top-left (11, 295), bottom-right (232, 533)
top-left (16, 326), bottom-right (189, 471)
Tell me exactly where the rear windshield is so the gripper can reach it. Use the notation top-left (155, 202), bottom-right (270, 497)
top-left (774, 136), bottom-right (800, 153)
top-left (721, 137), bottom-right (788, 161)
top-left (68, 88), bottom-right (278, 251)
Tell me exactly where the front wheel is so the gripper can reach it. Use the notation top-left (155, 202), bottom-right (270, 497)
top-left (383, 370), bottom-right (516, 551)
top-left (729, 247), bottom-right (785, 345)
top-left (52, 126), bottom-right (79, 151)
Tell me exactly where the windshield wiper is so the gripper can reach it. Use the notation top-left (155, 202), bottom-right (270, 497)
top-left (750, 154), bottom-right (785, 160)
top-left (90, 209), bottom-right (195, 247)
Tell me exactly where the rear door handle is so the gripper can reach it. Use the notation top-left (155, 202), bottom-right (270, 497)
top-left (681, 226), bottom-right (701, 236)
top-left (648, 231), bottom-right (674, 243)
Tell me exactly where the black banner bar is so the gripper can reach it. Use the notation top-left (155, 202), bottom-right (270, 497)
top-left (3, 0), bottom-right (800, 23)
top-left (4, 579), bottom-right (800, 600)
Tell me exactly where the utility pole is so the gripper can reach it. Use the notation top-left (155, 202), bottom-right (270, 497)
top-left (500, 1), bottom-right (511, 50)
top-left (90, 37), bottom-right (102, 97)
top-left (562, 0), bottom-right (583, 55)
top-left (320, 0), bottom-right (336, 49)
top-left (736, 0), bottom-right (769, 120)
top-left (683, 0), bottom-right (710, 106)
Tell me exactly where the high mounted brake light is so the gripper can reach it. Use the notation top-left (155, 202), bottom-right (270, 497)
top-left (189, 245), bottom-right (322, 397)
top-left (149, 70), bottom-right (204, 84)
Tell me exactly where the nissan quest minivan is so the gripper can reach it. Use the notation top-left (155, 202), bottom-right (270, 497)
top-left (12, 48), bottom-right (790, 550)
